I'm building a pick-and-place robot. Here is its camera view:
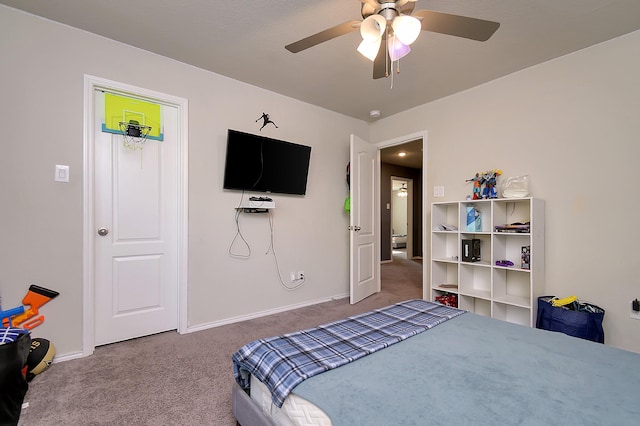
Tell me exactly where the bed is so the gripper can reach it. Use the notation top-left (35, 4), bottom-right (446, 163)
top-left (232, 299), bottom-right (640, 426)
top-left (392, 234), bottom-right (407, 249)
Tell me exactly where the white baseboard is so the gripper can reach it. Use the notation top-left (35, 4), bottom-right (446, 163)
top-left (51, 294), bottom-right (353, 360)
top-left (51, 350), bottom-right (86, 364)
top-left (185, 294), bottom-right (349, 334)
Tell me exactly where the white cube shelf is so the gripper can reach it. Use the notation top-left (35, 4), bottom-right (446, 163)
top-left (430, 198), bottom-right (544, 327)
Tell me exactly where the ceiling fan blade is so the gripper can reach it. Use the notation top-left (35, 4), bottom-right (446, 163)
top-left (361, 0), bottom-right (380, 17)
top-left (396, 0), bottom-right (418, 10)
top-left (373, 37), bottom-right (390, 79)
top-left (413, 10), bottom-right (500, 42)
top-left (285, 20), bottom-right (360, 53)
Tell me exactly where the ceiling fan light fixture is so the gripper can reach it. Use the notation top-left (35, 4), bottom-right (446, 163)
top-left (357, 38), bottom-right (381, 61)
top-left (392, 15), bottom-right (421, 45)
top-left (284, 2), bottom-right (500, 81)
top-left (360, 14), bottom-right (387, 40)
top-left (387, 35), bottom-right (411, 61)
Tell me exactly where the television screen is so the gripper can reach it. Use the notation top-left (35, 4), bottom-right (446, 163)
top-left (223, 129), bottom-right (312, 196)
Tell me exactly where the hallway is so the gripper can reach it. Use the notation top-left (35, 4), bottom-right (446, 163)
top-left (381, 250), bottom-right (423, 300)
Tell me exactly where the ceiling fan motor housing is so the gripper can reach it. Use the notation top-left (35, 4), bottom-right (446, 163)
top-left (362, 1), bottom-right (409, 21)
top-left (379, 3), bottom-right (400, 21)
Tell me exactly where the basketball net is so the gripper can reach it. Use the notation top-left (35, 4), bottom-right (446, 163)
top-left (119, 121), bottom-right (152, 151)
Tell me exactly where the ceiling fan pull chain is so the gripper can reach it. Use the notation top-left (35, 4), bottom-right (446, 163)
top-left (390, 60), bottom-right (394, 89)
top-left (385, 27), bottom-right (390, 78)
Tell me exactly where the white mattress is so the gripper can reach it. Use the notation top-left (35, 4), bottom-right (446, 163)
top-left (250, 375), bottom-right (333, 426)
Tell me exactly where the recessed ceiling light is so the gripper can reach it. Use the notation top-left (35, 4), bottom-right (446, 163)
top-left (369, 110), bottom-right (381, 118)
top-left (397, 152), bottom-right (407, 157)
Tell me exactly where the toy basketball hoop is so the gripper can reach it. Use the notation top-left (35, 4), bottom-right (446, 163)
top-left (119, 120), bottom-right (152, 150)
top-left (103, 93), bottom-right (163, 149)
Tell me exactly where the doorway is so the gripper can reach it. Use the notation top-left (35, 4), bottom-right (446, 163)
top-left (379, 136), bottom-right (424, 298)
top-left (379, 139), bottom-right (423, 261)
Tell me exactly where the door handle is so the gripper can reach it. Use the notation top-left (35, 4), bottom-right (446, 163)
top-left (97, 227), bottom-right (109, 236)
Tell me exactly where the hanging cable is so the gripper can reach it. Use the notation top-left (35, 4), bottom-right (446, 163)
top-left (228, 191), bottom-right (252, 259)
top-left (250, 140), bottom-right (265, 190)
top-left (266, 210), bottom-right (305, 290)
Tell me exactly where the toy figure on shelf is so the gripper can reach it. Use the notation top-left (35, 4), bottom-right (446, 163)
top-left (466, 169), bottom-right (502, 199)
top-left (482, 169), bottom-right (502, 199)
top-left (465, 173), bottom-right (484, 200)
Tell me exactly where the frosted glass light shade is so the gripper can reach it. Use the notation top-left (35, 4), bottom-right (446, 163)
top-left (360, 15), bottom-right (387, 40)
top-left (392, 15), bottom-right (421, 45)
top-left (387, 35), bottom-right (410, 61)
top-left (358, 38), bottom-right (381, 61)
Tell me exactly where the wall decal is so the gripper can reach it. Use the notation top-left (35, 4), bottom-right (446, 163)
top-left (256, 113), bottom-right (278, 131)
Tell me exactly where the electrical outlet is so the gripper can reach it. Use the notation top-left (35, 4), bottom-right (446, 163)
top-left (297, 271), bottom-right (305, 280)
top-left (631, 300), bottom-right (640, 320)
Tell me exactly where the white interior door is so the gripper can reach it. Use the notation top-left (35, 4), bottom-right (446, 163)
top-left (94, 90), bottom-right (178, 346)
top-left (350, 134), bottom-right (380, 304)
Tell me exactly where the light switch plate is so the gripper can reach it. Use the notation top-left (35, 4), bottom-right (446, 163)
top-left (433, 186), bottom-right (445, 197)
top-left (55, 164), bottom-right (69, 183)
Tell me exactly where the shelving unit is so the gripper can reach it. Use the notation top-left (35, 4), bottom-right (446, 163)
top-left (430, 198), bottom-right (544, 327)
top-left (235, 200), bottom-right (276, 213)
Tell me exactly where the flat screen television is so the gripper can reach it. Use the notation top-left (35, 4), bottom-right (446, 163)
top-left (223, 129), bottom-right (312, 196)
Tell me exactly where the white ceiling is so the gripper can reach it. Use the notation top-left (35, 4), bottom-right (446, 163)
top-left (3, 0), bottom-right (640, 122)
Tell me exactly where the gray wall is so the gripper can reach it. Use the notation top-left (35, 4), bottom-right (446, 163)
top-left (0, 5), bottom-right (368, 357)
top-left (370, 30), bottom-right (640, 353)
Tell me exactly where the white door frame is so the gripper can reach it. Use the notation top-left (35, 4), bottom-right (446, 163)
top-left (375, 131), bottom-right (427, 298)
top-left (82, 75), bottom-right (189, 357)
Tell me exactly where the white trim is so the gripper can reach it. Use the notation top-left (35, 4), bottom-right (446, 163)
top-left (51, 351), bottom-right (86, 364)
top-left (184, 295), bottom-right (348, 334)
top-left (82, 75), bottom-right (189, 357)
top-left (376, 130), bottom-right (428, 298)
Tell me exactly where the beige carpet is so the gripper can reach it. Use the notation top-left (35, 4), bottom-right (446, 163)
top-left (18, 256), bottom-right (422, 425)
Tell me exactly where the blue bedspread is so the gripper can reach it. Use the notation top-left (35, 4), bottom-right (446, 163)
top-left (293, 312), bottom-right (640, 425)
top-left (232, 299), bottom-right (464, 407)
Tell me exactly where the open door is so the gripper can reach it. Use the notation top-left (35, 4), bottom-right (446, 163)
top-left (349, 134), bottom-right (380, 303)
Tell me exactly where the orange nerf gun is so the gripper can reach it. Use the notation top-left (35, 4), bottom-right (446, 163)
top-left (2, 285), bottom-right (60, 330)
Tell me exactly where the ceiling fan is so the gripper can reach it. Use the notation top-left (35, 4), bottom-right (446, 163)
top-left (285, 0), bottom-right (500, 79)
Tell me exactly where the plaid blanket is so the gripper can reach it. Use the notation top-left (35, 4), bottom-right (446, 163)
top-left (232, 299), bottom-right (465, 407)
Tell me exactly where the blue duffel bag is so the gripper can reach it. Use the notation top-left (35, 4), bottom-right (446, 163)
top-left (536, 296), bottom-right (605, 343)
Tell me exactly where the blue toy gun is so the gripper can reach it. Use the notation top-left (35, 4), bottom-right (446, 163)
top-left (0, 305), bottom-right (26, 326)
